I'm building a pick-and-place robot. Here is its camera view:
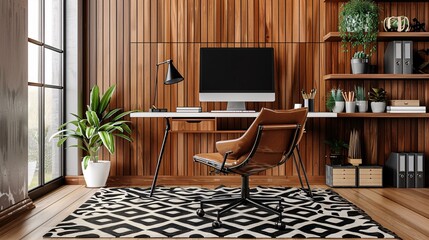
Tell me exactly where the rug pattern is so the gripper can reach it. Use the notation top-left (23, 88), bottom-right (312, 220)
top-left (44, 187), bottom-right (397, 238)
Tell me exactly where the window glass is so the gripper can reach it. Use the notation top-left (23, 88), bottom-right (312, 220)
top-left (28, 87), bottom-right (40, 190)
top-left (45, 0), bottom-right (63, 49)
top-left (28, 0), bottom-right (41, 41)
top-left (28, 43), bottom-right (41, 83)
top-left (44, 49), bottom-right (62, 86)
top-left (44, 88), bottom-right (62, 183)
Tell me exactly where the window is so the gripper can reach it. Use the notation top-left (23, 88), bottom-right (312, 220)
top-left (28, 0), bottom-right (64, 192)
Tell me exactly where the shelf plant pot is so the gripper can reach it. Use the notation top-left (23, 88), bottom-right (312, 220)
top-left (82, 160), bottom-right (111, 188)
top-left (371, 102), bottom-right (386, 113)
top-left (345, 101), bottom-right (356, 113)
top-left (356, 100), bottom-right (368, 112)
top-left (333, 101), bottom-right (345, 113)
top-left (351, 58), bottom-right (369, 74)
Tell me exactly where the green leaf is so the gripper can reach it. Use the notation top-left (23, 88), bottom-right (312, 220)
top-left (70, 113), bottom-right (82, 120)
top-left (103, 108), bottom-right (122, 120)
top-left (98, 131), bottom-right (115, 154)
top-left (57, 137), bottom-right (68, 147)
top-left (85, 126), bottom-right (96, 139)
top-left (121, 123), bottom-right (132, 134)
top-left (90, 85), bottom-right (100, 111)
top-left (58, 120), bottom-right (78, 130)
top-left (114, 133), bottom-right (133, 142)
top-left (82, 156), bottom-right (91, 170)
top-left (49, 129), bottom-right (73, 141)
top-left (68, 144), bottom-right (88, 151)
top-left (112, 110), bottom-right (134, 121)
top-left (98, 85), bottom-right (116, 115)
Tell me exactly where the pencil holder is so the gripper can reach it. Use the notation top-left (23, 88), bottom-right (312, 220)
top-left (345, 101), bottom-right (356, 113)
top-left (304, 99), bottom-right (314, 112)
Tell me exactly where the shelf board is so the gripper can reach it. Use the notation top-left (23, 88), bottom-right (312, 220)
top-left (170, 130), bottom-right (246, 134)
top-left (323, 74), bottom-right (429, 80)
top-left (323, 32), bottom-right (429, 42)
top-left (324, 0), bottom-right (428, 2)
top-left (337, 113), bottom-right (429, 118)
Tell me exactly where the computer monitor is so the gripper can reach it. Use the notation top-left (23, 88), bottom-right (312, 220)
top-left (199, 47), bottom-right (275, 111)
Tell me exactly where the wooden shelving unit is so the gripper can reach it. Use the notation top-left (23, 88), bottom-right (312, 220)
top-left (323, 32), bottom-right (429, 42)
top-left (337, 113), bottom-right (429, 118)
top-left (324, 74), bottom-right (429, 81)
top-left (324, 0), bottom-right (428, 3)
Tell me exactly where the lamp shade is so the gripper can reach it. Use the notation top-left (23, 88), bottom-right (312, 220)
top-left (164, 61), bottom-right (184, 85)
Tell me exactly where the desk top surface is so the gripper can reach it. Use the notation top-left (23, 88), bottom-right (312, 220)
top-left (130, 111), bottom-right (337, 118)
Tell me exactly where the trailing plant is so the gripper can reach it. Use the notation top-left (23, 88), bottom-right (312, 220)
top-left (324, 139), bottom-right (349, 155)
top-left (50, 85), bottom-right (135, 169)
top-left (353, 51), bottom-right (369, 59)
top-left (339, 0), bottom-right (379, 57)
top-left (368, 87), bottom-right (387, 102)
top-left (354, 85), bottom-right (366, 101)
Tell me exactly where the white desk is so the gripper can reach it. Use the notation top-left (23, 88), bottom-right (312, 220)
top-left (130, 111), bottom-right (336, 196)
top-left (130, 111), bottom-right (337, 118)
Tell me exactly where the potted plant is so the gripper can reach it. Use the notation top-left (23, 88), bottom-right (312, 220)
top-left (339, 0), bottom-right (379, 73)
top-left (325, 139), bottom-right (349, 165)
top-left (354, 85), bottom-right (368, 112)
top-left (326, 88), bottom-right (345, 113)
top-left (368, 87), bottom-right (387, 113)
top-left (50, 85), bottom-right (135, 187)
top-left (351, 51), bottom-right (369, 74)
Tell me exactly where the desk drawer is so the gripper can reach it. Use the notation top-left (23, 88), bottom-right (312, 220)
top-left (171, 118), bottom-right (216, 132)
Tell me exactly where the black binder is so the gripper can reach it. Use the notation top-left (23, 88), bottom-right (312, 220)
top-left (385, 152), bottom-right (407, 188)
top-left (415, 153), bottom-right (425, 188)
top-left (406, 153), bottom-right (415, 188)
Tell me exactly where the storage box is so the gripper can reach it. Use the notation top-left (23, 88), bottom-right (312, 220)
top-left (326, 165), bottom-right (357, 187)
top-left (358, 166), bottom-right (383, 187)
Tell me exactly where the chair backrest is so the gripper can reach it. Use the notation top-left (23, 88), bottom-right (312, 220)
top-left (223, 108), bottom-right (308, 175)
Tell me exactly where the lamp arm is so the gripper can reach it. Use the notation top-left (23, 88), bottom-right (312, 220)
top-left (151, 64), bottom-right (160, 109)
top-left (156, 59), bottom-right (171, 66)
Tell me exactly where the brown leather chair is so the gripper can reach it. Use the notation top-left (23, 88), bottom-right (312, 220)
top-left (193, 108), bottom-right (311, 230)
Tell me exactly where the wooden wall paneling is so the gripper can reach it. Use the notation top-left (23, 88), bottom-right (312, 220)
top-left (130, 43), bottom-right (138, 176)
top-left (137, 43), bottom-right (145, 176)
top-left (109, 0), bottom-right (118, 175)
top-left (123, 0), bottom-right (131, 175)
top-left (143, 0), bottom-right (150, 42)
top-left (116, 0), bottom-right (124, 175)
top-left (130, 0), bottom-right (137, 42)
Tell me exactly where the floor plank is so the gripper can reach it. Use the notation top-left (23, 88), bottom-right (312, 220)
top-left (0, 185), bottom-right (427, 240)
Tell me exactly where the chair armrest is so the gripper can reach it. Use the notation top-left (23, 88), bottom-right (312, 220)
top-left (219, 150), bottom-right (233, 171)
top-left (216, 138), bottom-right (246, 159)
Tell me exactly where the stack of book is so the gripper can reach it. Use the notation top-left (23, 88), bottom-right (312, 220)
top-left (176, 106), bottom-right (202, 113)
top-left (387, 100), bottom-right (426, 113)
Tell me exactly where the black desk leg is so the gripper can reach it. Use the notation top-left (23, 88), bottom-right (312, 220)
top-left (149, 117), bottom-right (170, 197)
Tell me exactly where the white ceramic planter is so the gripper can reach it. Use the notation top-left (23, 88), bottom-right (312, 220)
top-left (356, 100), bottom-right (368, 113)
top-left (333, 101), bottom-right (345, 113)
top-left (371, 102), bottom-right (386, 113)
top-left (351, 58), bottom-right (369, 74)
top-left (82, 160), bottom-right (111, 188)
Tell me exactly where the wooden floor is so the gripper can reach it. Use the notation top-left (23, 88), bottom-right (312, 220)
top-left (0, 185), bottom-right (428, 240)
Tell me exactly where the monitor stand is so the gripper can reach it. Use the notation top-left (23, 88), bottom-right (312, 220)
top-left (227, 101), bottom-right (246, 111)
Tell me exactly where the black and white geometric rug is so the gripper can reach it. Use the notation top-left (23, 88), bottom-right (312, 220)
top-left (44, 187), bottom-right (397, 238)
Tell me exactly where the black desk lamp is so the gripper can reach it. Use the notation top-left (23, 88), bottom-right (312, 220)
top-left (150, 59), bottom-right (184, 112)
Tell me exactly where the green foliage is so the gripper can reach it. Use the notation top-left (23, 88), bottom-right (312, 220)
top-left (50, 85), bottom-right (135, 169)
top-left (331, 88), bottom-right (344, 101)
top-left (326, 94), bottom-right (336, 112)
top-left (324, 139), bottom-right (349, 155)
top-left (353, 51), bottom-right (369, 59)
top-left (368, 87), bottom-right (387, 102)
top-left (354, 85), bottom-right (366, 101)
top-left (339, 0), bottom-right (379, 57)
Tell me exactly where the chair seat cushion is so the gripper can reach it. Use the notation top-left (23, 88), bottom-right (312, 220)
top-left (193, 153), bottom-right (240, 170)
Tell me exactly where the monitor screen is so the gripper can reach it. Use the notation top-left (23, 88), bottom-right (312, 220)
top-left (199, 48), bottom-right (275, 96)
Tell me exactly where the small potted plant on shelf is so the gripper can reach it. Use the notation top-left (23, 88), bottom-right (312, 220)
top-left (50, 85), bottom-right (135, 188)
top-left (351, 51), bottom-right (369, 74)
top-left (355, 85), bottom-right (368, 112)
top-left (338, 0), bottom-right (379, 74)
top-left (326, 88), bottom-right (345, 113)
top-left (368, 87), bottom-right (387, 113)
top-left (325, 138), bottom-right (349, 166)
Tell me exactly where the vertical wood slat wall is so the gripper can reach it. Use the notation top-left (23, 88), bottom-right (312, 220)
top-left (83, 0), bottom-right (429, 183)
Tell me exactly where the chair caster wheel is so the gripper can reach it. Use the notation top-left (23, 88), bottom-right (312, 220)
top-left (275, 221), bottom-right (286, 230)
top-left (196, 209), bottom-right (205, 217)
top-left (212, 220), bottom-right (222, 228)
top-left (276, 205), bottom-right (284, 212)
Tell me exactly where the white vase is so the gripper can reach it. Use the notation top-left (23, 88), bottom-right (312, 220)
top-left (371, 102), bottom-right (386, 113)
top-left (333, 101), bottom-right (345, 113)
top-left (82, 160), bottom-right (111, 188)
top-left (356, 100), bottom-right (368, 113)
top-left (345, 101), bottom-right (356, 113)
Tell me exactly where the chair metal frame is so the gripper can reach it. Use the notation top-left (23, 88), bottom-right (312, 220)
top-left (195, 123), bottom-right (313, 229)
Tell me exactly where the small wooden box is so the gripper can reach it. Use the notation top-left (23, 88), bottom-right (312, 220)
top-left (171, 118), bottom-right (216, 132)
top-left (389, 100), bottom-right (419, 106)
top-left (326, 165), bottom-right (357, 187)
top-left (358, 166), bottom-right (383, 187)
